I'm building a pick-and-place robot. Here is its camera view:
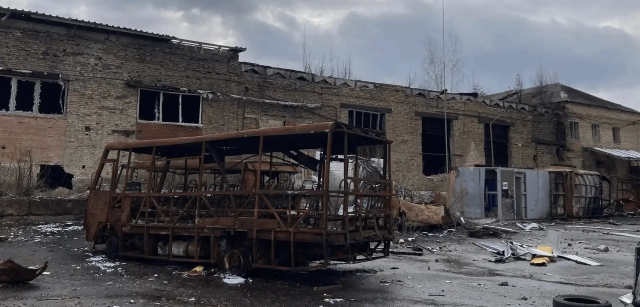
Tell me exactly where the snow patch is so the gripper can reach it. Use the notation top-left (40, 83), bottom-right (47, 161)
top-left (33, 223), bottom-right (83, 234)
top-left (216, 273), bottom-right (247, 285)
top-left (87, 255), bottom-right (121, 272)
top-left (324, 298), bottom-right (344, 304)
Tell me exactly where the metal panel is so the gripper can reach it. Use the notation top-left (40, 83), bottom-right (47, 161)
top-left (526, 170), bottom-right (550, 219)
top-left (452, 168), bottom-right (484, 219)
top-left (590, 147), bottom-right (640, 160)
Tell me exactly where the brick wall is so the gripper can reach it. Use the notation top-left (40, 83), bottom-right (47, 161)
top-left (1, 18), bottom-right (638, 194)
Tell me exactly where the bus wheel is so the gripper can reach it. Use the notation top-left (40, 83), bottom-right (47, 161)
top-left (104, 236), bottom-right (119, 259)
top-left (223, 249), bottom-right (251, 275)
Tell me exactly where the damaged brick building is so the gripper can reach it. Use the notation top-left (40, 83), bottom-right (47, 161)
top-left (0, 7), bottom-right (639, 196)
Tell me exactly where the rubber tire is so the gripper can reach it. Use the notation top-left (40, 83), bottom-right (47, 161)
top-left (552, 295), bottom-right (612, 307)
top-left (104, 237), bottom-right (119, 259)
top-left (223, 249), bottom-right (251, 276)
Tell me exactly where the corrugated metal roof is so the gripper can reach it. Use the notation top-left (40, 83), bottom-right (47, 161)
top-left (590, 147), bottom-right (640, 160)
top-left (0, 6), bottom-right (171, 38)
top-left (0, 6), bottom-right (246, 52)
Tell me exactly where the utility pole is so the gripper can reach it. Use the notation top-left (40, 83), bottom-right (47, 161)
top-left (442, 0), bottom-right (448, 175)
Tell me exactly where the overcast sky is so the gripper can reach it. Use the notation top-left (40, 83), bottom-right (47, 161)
top-left (3, 0), bottom-right (640, 110)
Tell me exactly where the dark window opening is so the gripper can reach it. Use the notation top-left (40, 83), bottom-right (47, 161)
top-left (38, 165), bottom-right (73, 190)
top-left (161, 92), bottom-right (180, 123)
top-left (484, 169), bottom-right (498, 218)
top-left (348, 109), bottom-right (385, 132)
top-left (421, 117), bottom-right (452, 176)
top-left (181, 94), bottom-right (201, 124)
top-left (15, 80), bottom-right (35, 112)
top-left (139, 89), bottom-right (160, 121)
top-left (613, 127), bottom-right (621, 144)
top-left (38, 81), bottom-right (65, 115)
top-left (484, 123), bottom-right (509, 167)
top-left (556, 121), bottom-right (566, 142)
top-left (0, 76), bottom-right (10, 111)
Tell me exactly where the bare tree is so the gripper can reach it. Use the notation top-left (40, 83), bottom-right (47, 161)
top-left (301, 29), bottom-right (354, 79)
top-left (472, 82), bottom-right (486, 97)
top-left (531, 65), bottom-right (559, 105)
top-left (421, 32), bottom-right (465, 92)
top-left (514, 73), bottom-right (524, 103)
top-left (405, 69), bottom-right (419, 88)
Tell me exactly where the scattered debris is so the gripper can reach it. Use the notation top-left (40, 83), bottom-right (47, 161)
top-left (607, 232), bottom-right (640, 239)
top-left (0, 236), bottom-right (7, 242)
top-left (397, 239), bottom-right (405, 244)
top-left (530, 246), bottom-right (552, 266)
top-left (0, 259), bottom-right (48, 284)
top-left (516, 223), bottom-right (544, 231)
top-left (389, 249), bottom-right (423, 256)
top-left (568, 226), bottom-right (633, 232)
top-left (586, 245), bottom-right (610, 252)
top-left (482, 225), bottom-right (518, 233)
top-left (323, 298), bottom-right (344, 304)
top-left (499, 281), bottom-right (509, 286)
top-left (182, 265), bottom-right (205, 276)
top-left (216, 273), bottom-right (247, 285)
top-left (314, 284), bottom-right (342, 291)
top-left (547, 231), bottom-right (601, 266)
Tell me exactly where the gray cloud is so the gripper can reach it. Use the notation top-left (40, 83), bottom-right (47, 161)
top-left (3, 0), bottom-right (640, 109)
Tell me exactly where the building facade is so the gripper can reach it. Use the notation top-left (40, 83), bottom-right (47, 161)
top-left (0, 7), bottom-right (637, 195)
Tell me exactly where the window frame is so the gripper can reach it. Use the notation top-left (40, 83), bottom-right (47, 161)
top-left (0, 75), bottom-right (67, 116)
top-left (347, 108), bottom-right (386, 132)
top-left (591, 124), bottom-right (600, 142)
top-left (137, 88), bottom-right (203, 126)
top-left (613, 127), bottom-right (621, 144)
top-left (569, 121), bottom-right (580, 140)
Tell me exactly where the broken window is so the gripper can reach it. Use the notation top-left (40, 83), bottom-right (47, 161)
top-left (38, 81), bottom-right (65, 115)
top-left (0, 75), bottom-right (66, 115)
top-left (484, 123), bottom-right (509, 167)
top-left (569, 121), bottom-right (579, 139)
top-left (181, 94), bottom-right (201, 124)
top-left (421, 117), bottom-right (452, 176)
top-left (138, 89), bottom-right (160, 121)
top-left (0, 76), bottom-right (10, 111)
top-left (15, 80), bottom-right (36, 112)
top-left (348, 109), bottom-right (385, 131)
top-left (613, 127), bottom-right (621, 144)
top-left (38, 165), bottom-right (73, 190)
top-left (591, 124), bottom-right (600, 142)
top-left (138, 89), bottom-right (202, 125)
top-left (161, 93), bottom-right (180, 123)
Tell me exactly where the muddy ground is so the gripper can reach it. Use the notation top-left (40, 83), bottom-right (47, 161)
top-left (0, 218), bottom-right (638, 307)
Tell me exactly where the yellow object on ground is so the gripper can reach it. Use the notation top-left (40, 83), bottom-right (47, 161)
top-left (530, 246), bottom-right (553, 266)
top-left (183, 265), bottom-right (205, 276)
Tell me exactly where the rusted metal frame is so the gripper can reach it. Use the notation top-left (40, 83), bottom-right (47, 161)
top-left (172, 196), bottom-right (196, 223)
top-left (206, 143), bottom-right (228, 190)
top-left (343, 131), bottom-right (349, 231)
top-left (194, 142), bottom-right (205, 256)
top-left (271, 230), bottom-right (275, 266)
top-left (123, 149), bottom-right (133, 190)
top-left (290, 230), bottom-right (295, 269)
top-left (143, 146), bottom-right (157, 256)
top-left (259, 194), bottom-right (286, 228)
top-left (255, 136), bottom-right (264, 218)
top-left (121, 190), bottom-right (325, 197)
top-left (91, 150), bottom-right (110, 190)
top-left (106, 150), bottom-right (120, 222)
top-left (155, 161), bottom-right (171, 193)
top-left (200, 196), bottom-right (218, 218)
top-left (322, 131), bottom-right (333, 263)
top-left (182, 158), bottom-right (189, 192)
top-left (232, 196), bottom-right (254, 218)
top-left (169, 196), bottom-right (175, 223)
top-left (149, 197), bottom-right (168, 220)
top-left (385, 143), bottom-right (392, 234)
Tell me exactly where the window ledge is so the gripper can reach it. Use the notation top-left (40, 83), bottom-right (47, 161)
top-left (0, 111), bottom-right (65, 118)
top-left (137, 120), bottom-right (202, 127)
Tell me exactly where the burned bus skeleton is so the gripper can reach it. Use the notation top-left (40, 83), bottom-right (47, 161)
top-left (84, 122), bottom-right (393, 273)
